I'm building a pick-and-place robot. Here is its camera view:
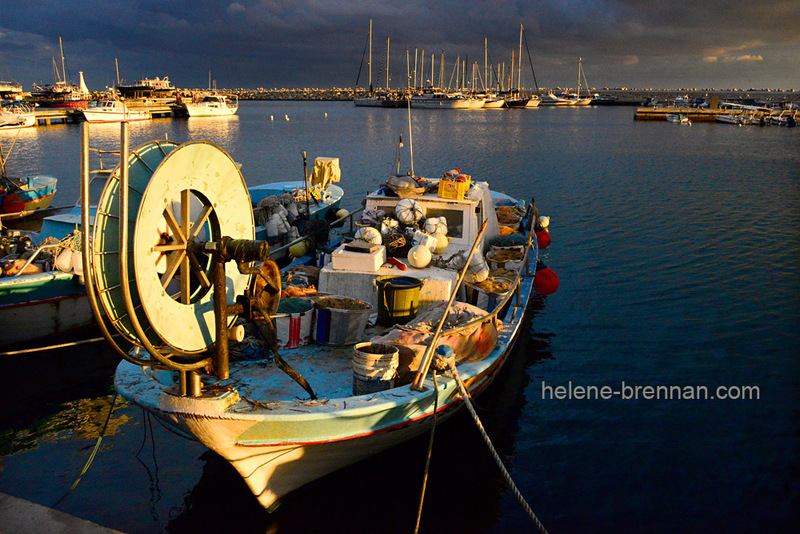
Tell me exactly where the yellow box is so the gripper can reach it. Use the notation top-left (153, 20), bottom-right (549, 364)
top-left (437, 176), bottom-right (471, 200)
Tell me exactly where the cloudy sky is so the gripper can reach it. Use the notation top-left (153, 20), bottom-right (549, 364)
top-left (1, 0), bottom-right (798, 92)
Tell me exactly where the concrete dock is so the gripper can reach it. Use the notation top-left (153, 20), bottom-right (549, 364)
top-left (0, 492), bottom-right (124, 533)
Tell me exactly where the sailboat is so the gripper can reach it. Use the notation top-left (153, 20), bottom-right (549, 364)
top-left (540, 58), bottom-right (592, 106)
top-left (353, 20), bottom-right (383, 107)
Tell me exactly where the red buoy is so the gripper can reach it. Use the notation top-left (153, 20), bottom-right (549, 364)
top-left (535, 229), bottom-right (551, 249)
top-left (534, 260), bottom-right (559, 295)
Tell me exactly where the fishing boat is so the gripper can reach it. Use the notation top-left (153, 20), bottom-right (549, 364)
top-left (0, 175), bottom-right (58, 216)
top-left (184, 94), bottom-right (239, 117)
top-left (101, 124), bottom-right (558, 510)
top-left (82, 100), bottom-right (151, 123)
top-left (0, 133), bottom-right (343, 348)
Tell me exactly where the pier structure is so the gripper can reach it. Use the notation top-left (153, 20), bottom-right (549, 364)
top-left (28, 103), bottom-right (187, 127)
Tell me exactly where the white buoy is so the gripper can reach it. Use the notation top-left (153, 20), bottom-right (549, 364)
top-left (408, 245), bottom-right (432, 268)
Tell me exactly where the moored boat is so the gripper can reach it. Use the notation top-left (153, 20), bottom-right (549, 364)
top-left (82, 99), bottom-right (151, 123)
top-left (411, 89), bottom-right (470, 109)
top-left (0, 132), bottom-right (344, 349)
top-left (666, 113), bottom-right (691, 125)
top-left (103, 130), bottom-right (558, 510)
top-left (0, 175), bottom-right (58, 216)
top-left (0, 103), bottom-right (36, 129)
top-left (184, 93), bottom-right (239, 117)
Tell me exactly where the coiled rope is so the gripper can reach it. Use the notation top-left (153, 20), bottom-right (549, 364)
top-left (433, 348), bottom-right (549, 534)
top-left (52, 390), bottom-right (119, 508)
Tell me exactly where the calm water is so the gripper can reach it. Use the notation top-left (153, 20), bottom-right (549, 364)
top-left (1, 103), bottom-right (798, 533)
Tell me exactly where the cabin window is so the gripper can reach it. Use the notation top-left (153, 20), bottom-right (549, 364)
top-left (425, 207), bottom-right (464, 238)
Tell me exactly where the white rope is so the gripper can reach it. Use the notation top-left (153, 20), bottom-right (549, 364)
top-left (437, 350), bottom-right (549, 534)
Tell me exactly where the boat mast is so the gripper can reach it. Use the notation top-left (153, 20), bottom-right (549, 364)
top-left (59, 37), bottom-right (66, 85)
top-left (440, 50), bottom-right (444, 90)
top-left (368, 19), bottom-right (372, 92)
top-left (420, 49), bottom-right (425, 88)
top-left (520, 26), bottom-right (525, 92)
top-left (577, 57), bottom-right (581, 97)
top-left (115, 58), bottom-right (120, 87)
top-left (430, 53), bottom-right (434, 88)
top-left (386, 37), bottom-right (390, 89)
top-left (484, 38), bottom-right (488, 92)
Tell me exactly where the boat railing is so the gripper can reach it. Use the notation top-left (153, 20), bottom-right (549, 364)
top-left (440, 203), bottom-right (538, 338)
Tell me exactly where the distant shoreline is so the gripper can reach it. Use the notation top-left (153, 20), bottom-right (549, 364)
top-left (224, 87), bottom-right (799, 105)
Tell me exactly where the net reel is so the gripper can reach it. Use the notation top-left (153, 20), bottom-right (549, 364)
top-left (82, 124), bottom-right (300, 397)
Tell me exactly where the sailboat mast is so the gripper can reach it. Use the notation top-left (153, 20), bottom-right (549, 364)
top-left (59, 37), bottom-right (66, 84)
top-left (386, 37), bottom-right (390, 89)
top-left (577, 57), bottom-right (581, 97)
top-left (368, 19), bottom-right (372, 92)
top-left (115, 58), bottom-right (120, 86)
top-left (440, 50), bottom-right (444, 90)
top-left (420, 49), bottom-right (425, 87)
top-left (518, 24), bottom-right (523, 91)
top-left (484, 38), bottom-right (488, 92)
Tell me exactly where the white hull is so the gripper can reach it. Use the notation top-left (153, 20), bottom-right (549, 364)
top-left (525, 97), bottom-right (541, 108)
top-left (0, 113), bottom-right (36, 129)
top-left (116, 288), bottom-right (529, 508)
top-left (184, 97), bottom-right (238, 117)
top-left (82, 103), bottom-right (151, 123)
top-left (410, 94), bottom-right (469, 109)
top-left (482, 97), bottom-right (506, 109)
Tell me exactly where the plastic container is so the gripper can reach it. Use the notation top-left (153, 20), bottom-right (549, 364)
top-left (352, 342), bottom-right (399, 395)
top-left (437, 176), bottom-right (471, 200)
top-left (272, 298), bottom-right (314, 349)
top-left (375, 276), bottom-right (424, 326)
top-left (464, 277), bottom-right (514, 317)
top-left (486, 247), bottom-right (525, 271)
top-left (312, 296), bottom-right (373, 346)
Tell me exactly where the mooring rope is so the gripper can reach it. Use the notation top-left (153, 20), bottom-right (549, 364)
top-left (435, 348), bottom-right (549, 534)
top-left (52, 390), bottom-right (119, 508)
top-left (414, 371), bottom-right (440, 534)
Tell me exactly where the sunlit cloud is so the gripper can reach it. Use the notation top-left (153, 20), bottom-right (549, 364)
top-left (724, 54), bottom-right (763, 62)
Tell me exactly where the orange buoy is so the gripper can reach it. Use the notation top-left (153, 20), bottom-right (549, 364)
top-left (533, 260), bottom-right (559, 295)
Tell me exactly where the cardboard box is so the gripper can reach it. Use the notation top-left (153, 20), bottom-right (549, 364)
top-left (331, 244), bottom-right (387, 272)
top-left (437, 176), bottom-right (471, 200)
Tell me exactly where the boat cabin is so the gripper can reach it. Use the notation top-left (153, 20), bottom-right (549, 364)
top-left (318, 180), bottom-right (503, 312)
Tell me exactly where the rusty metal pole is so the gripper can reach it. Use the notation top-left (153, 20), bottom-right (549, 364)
top-left (213, 253), bottom-right (229, 380)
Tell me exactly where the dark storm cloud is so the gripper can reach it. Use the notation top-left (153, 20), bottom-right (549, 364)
top-left (1, 0), bottom-right (798, 90)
